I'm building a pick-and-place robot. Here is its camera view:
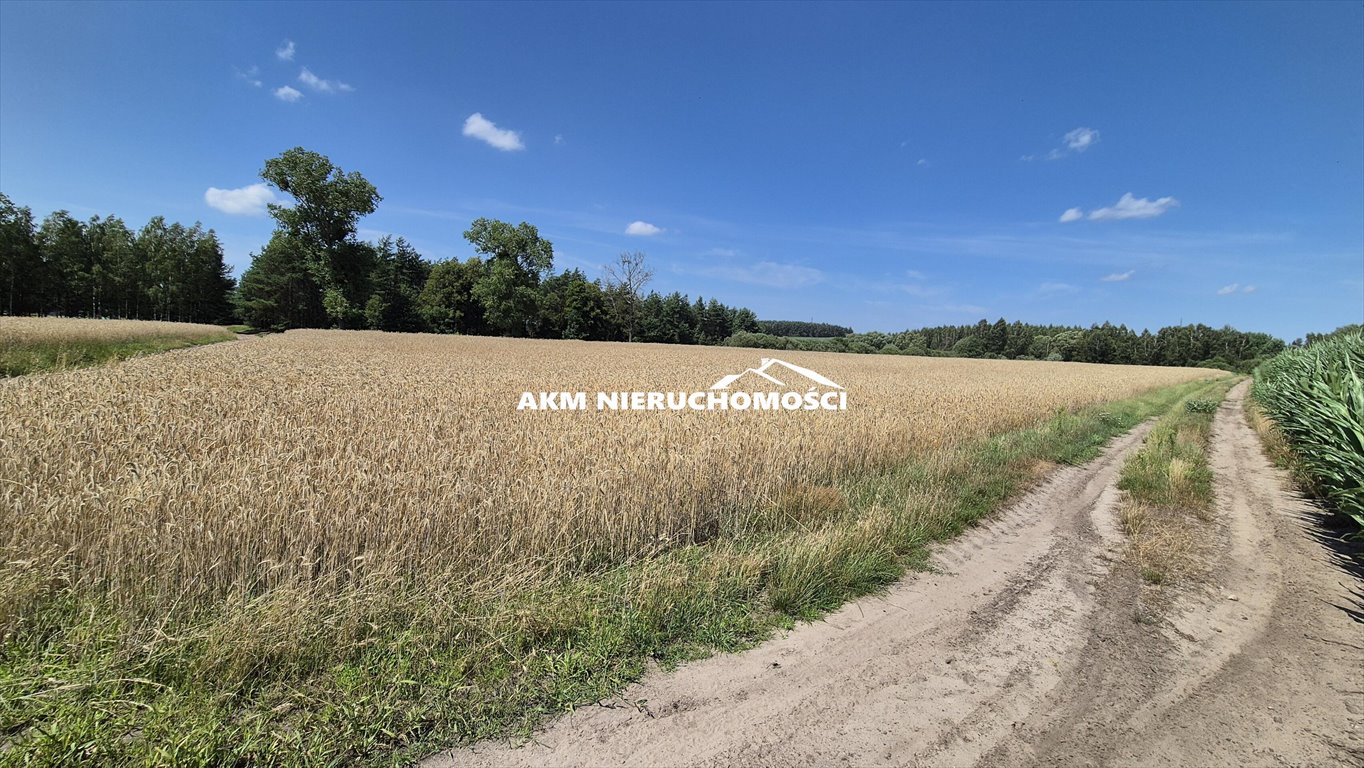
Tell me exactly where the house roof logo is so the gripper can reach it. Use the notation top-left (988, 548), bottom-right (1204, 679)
top-left (517, 357), bottom-right (847, 412)
top-left (710, 358), bottom-right (844, 391)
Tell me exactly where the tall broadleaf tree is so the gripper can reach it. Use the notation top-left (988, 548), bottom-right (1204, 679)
top-left (464, 218), bottom-right (554, 337)
top-left (260, 147), bottom-right (381, 328)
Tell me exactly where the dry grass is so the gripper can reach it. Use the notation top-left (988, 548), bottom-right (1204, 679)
top-left (0, 326), bottom-right (1221, 762)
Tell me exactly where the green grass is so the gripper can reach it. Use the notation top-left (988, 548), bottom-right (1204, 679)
top-left (1116, 377), bottom-right (1237, 586)
top-left (1, 332), bottom-right (236, 377)
top-left (0, 377), bottom-right (1220, 766)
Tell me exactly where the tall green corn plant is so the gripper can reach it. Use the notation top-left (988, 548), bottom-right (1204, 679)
top-left (1253, 333), bottom-right (1364, 531)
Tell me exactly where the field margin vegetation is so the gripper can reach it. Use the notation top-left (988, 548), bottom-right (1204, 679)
top-left (1, 372), bottom-right (1223, 767)
top-left (1250, 331), bottom-right (1364, 533)
top-left (0, 317), bottom-right (234, 376)
top-left (1116, 378), bottom-right (1237, 592)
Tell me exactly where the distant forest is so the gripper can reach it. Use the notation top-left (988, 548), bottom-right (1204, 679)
top-left (728, 319), bottom-right (1288, 373)
top-left (0, 147), bottom-right (1316, 374)
top-left (757, 320), bottom-right (854, 338)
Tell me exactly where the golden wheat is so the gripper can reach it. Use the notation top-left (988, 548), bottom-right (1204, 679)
top-left (0, 316), bottom-right (232, 346)
top-left (1, 328), bottom-right (1218, 628)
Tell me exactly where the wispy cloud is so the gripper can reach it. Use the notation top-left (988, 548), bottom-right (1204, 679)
top-left (1045, 127), bottom-right (1100, 160)
top-left (273, 85), bottom-right (302, 103)
top-left (697, 260), bottom-right (824, 289)
top-left (1025, 126), bottom-right (1101, 161)
top-left (1038, 281), bottom-right (1080, 296)
top-left (1217, 282), bottom-right (1257, 295)
top-left (1061, 193), bottom-right (1180, 223)
top-left (298, 67), bottom-right (353, 93)
top-left (235, 66), bottom-right (262, 88)
top-left (1054, 126), bottom-right (1100, 157)
top-left (553, 134), bottom-right (565, 146)
top-left (916, 158), bottom-right (930, 167)
top-left (462, 113), bottom-right (524, 151)
top-left (204, 183), bottom-right (276, 215)
top-left (625, 220), bottom-right (662, 237)
top-left (276, 40), bottom-right (295, 61)
top-left (1101, 269), bottom-right (1135, 282)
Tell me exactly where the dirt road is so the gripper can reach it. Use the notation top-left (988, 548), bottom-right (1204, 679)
top-left (424, 382), bottom-right (1363, 767)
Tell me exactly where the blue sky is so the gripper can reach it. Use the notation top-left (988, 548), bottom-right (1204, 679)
top-left (2, 1), bottom-right (1361, 341)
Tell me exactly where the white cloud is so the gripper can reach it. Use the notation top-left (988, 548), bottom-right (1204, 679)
top-left (273, 85), bottom-right (302, 103)
top-left (1088, 193), bottom-right (1179, 221)
top-left (1242, 285), bottom-right (1257, 293)
top-left (1217, 283), bottom-right (1239, 295)
top-left (462, 113), bottom-right (525, 151)
top-left (1041, 126), bottom-right (1102, 160)
top-left (298, 67), bottom-right (353, 93)
top-left (917, 158), bottom-right (929, 167)
top-left (554, 134), bottom-right (565, 146)
top-left (205, 183), bottom-right (276, 216)
top-left (700, 260), bottom-right (824, 289)
top-left (276, 40), bottom-right (295, 61)
top-left (625, 220), bottom-right (662, 237)
top-left (1101, 270), bottom-right (1135, 282)
top-left (1063, 127), bottom-right (1100, 152)
top-left (1067, 193), bottom-right (1179, 222)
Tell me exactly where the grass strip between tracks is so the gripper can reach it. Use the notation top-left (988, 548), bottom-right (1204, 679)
top-left (1117, 377), bottom-right (1239, 590)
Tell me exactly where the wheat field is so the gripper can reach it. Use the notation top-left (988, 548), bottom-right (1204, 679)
top-left (2, 330), bottom-right (1216, 615)
top-left (0, 327), bottom-right (1221, 761)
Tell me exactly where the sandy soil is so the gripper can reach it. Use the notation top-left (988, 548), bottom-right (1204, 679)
top-left (423, 381), bottom-right (1364, 768)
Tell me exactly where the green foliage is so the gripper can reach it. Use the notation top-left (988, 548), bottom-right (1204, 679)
top-left (419, 257), bottom-right (486, 334)
top-left (260, 148), bottom-right (382, 328)
top-left (1119, 381), bottom-right (1232, 511)
top-left (757, 320), bottom-right (853, 338)
top-left (1253, 332), bottom-right (1364, 530)
top-left (722, 331), bottom-right (800, 351)
top-left (0, 193), bottom-right (43, 315)
top-left (735, 317), bottom-right (1285, 371)
top-left (1, 329), bottom-right (235, 376)
top-left (464, 219), bottom-right (554, 337)
top-left (364, 238), bottom-right (429, 333)
top-left (538, 269), bottom-right (612, 340)
top-left (0, 193), bottom-right (236, 323)
top-left (234, 233), bottom-right (325, 330)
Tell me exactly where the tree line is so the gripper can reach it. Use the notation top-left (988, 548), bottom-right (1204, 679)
top-left (0, 194), bottom-right (235, 323)
top-left (757, 320), bottom-right (853, 338)
top-left (233, 148), bottom-right (759, 344)
top-left (728, 317), bottom-right (1287, 372)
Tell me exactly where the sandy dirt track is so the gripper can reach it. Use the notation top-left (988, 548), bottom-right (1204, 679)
top-left (424, 382), bottom-right (1363, 768)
